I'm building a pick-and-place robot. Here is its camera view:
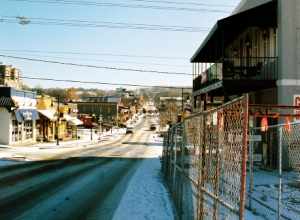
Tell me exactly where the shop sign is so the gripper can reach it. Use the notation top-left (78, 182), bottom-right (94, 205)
top-left (22, 111), bottom-right (33, 120)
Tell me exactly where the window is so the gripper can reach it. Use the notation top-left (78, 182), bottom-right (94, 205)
top-left (24, 121), bottom-right (33, 139)
top-left (12, 120), bottom-right (22, 142)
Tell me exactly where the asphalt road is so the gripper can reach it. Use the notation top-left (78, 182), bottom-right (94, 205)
top-left (0, 118), bottom-right (161, 220)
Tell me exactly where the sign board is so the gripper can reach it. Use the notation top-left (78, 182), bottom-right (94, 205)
top-left (249, 135), bottom-right (262, 142)
top-left (294, 95), bottom-right (300, 120)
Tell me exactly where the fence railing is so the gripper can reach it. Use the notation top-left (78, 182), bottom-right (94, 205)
top-left (162, 95), bottom-right (249, 220)
top-left (247, 123), bottom-right (300, 220)
top-left (193, 57), bottom-right (278, 92)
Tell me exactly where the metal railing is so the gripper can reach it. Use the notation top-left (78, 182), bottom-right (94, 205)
top-left (162, 95), bottom-right (249, 220)
top-left (247, 123), bottom-right (300, 220)
top-left (193, 57), bottom-right (278, 92)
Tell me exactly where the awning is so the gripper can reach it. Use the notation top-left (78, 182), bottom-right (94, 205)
top-left (64, 114), bottom-right (83, 126)
top-left (37, 109), bottom-right (57, 121)
top-left (15, 109), bottom-right (39, 122)
top-left (0, 97), bottom-right (15, 108)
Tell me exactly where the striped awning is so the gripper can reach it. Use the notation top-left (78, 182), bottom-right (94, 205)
top-left (0, 97), bottom-right (15, 107)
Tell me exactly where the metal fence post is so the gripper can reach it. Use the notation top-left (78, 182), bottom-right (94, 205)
top-left (249, 130), bottom-right (254, 210)
top-left (239, 94), bottom-right (249, 220)
top-left (172, 126), bottom-right (178, 191)
top-left (278, 126), bottom-right (283, 220)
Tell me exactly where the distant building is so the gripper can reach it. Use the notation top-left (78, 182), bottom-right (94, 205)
top-left (77, 99), bottom-right (119, 126)
top-left (0, 65), bottom-right (22, 89)
top-left (36, 95), bottom-right (82, 142)
top-left (0, 87), bottom-right (38, 145)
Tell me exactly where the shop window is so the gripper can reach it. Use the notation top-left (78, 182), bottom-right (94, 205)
top-left (12, 120), bottom-right (22, 142)
top-left (24, 121), bottom-right (33, 139)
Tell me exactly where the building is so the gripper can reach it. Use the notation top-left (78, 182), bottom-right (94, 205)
top-left (0, 87), bottom-right (38, 145)
top-left (77, 97), bottom-right (119, 127)
top-left (36, 95), bottom-right (57, 142)
top-left (0, 65), bottom-right (22, 89)
top-left (59, 103), bottom-right (82, 140)
top-left (191, 0), bottom-right (300, 168)
top-left (36, 96), bottom-right (82, 142)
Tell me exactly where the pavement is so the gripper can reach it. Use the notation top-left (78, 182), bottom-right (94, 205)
top-left (0, 117), bottom-right (174, 220)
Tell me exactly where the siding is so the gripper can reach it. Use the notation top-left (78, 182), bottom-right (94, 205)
top-left (0, 108), bottom-right (10, 145)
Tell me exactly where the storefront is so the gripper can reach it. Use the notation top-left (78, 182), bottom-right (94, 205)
top-left (0, 87), bottom-right (38, 145)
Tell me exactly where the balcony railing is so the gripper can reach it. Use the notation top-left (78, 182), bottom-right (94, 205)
top-left (193, 57), bottom-right (278, 92)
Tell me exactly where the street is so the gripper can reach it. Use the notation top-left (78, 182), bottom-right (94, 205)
top-left (0, 118), bottom-right (174, 220)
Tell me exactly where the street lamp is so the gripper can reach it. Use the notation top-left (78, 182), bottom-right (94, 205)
top-left (56, 96), bottom-right (60, 146)
top-left (98, 114), bottom-right (103, 134)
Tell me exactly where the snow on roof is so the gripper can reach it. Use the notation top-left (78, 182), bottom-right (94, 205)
top-left (232, 0), bottom-right (272, 15)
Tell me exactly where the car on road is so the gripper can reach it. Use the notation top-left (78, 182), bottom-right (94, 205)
top-left (126, 127), bottom-right (134, 134)
top-left (150, 124), bottom-right (157, 131)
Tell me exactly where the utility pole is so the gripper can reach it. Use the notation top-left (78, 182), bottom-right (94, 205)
top-left (56, 96), bottom-right (60, 146)
top-left (181, 87), bottom-right (184, 113)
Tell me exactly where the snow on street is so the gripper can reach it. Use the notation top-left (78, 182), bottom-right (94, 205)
top-left (0, 117), bottom-right (175, 220)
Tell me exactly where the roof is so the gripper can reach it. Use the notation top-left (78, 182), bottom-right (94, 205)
top-left (190, 1), bottom-right (277, 62)
top-left (37, 109), bottom-right (57, 121)
top-left (64, 114), bottom-right (83, 126)
top-left (232, 0), bottom-right (272, 15)
top-left (0, 97), bottom-right (15, 108)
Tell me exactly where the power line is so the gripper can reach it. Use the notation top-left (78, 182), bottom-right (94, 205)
top-left (0, 16), bottom-right (210, 32)
top-left (8, 0), bottom-right (231, 13)
top-left (0, 49), bottom-right (186, 60)
top-left (128, 0), bottom-right (235, 8)
top-left (22, 75), bottom-right (192, 89)
top-left (0, 54), bottom-right (192, 76)
top-left (1, 52), bottom-right (189, 68)
top-left (0, 49), bottom-right (187, 61)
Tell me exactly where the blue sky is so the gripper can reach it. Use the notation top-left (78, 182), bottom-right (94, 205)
top-left (1, 0), bottom-right (240, 89)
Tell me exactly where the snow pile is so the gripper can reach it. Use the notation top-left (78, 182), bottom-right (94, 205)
top-left (112, 159), bottom-right (174, 220)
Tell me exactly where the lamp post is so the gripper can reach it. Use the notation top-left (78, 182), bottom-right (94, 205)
top-left (98, 114), bottom-right (103, 135)
top-left (56, 96), bottom-right (60, 146)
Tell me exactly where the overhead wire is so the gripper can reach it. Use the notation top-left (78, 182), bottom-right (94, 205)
top-left (8, 0), bottom-right (232, 13)
top-left (128, 0), bottom-right (235, 8)
top-left (21, 75), bottom-right (192, 89)
top-left (0, 49), bottom-right (186, 60)
top-left (0, 54), bottom-right (192, 76)
top-left (0, 52), bottom-right (189, 68)
top-left (0, 16), bottom-right (210, 32)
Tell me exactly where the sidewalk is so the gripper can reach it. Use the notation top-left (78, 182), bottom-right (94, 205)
top-left (0, 128), bottom-right (127, 162)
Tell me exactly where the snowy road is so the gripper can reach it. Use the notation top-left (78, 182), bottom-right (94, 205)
top-left (0, 119), bottom-right (174, 220)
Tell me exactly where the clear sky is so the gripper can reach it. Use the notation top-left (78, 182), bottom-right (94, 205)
top-left (1, 0), bottom-right (240, 90)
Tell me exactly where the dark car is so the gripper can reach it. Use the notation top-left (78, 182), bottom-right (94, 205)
top-left (150, 124), bottom-right (156, 131)
top-left (126, 127), bottom-right (134, 134)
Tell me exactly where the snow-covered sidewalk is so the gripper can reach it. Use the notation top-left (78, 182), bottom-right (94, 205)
top-left (0, 128), bottom-right (126, 162)
top-left (112, 134), bottom-right (174, 220)
top-left (246, 168), bottom-right (300, 220)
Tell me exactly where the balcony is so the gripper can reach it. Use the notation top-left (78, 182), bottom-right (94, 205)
top-left (193, 57), bottom-right (278, 96)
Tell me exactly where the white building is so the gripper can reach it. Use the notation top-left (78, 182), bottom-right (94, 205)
top-left (0, 87), bottom-right (38, 145)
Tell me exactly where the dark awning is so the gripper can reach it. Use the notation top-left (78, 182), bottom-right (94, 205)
top-left (15, 109), bottom-right (39, 122)
top-left (0, 97), bottom-right (15, 108)
top-left (191, 1), bottom-right (277, 63)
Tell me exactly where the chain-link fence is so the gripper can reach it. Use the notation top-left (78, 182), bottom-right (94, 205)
top-left (162, 95), bottom-right (249, 220)
top-left (247, 123), bottom-right (300, 220)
